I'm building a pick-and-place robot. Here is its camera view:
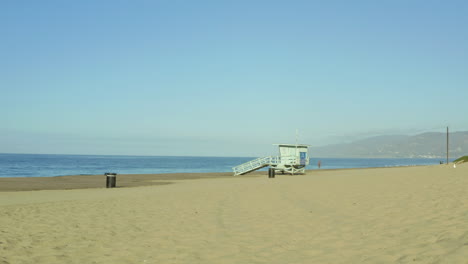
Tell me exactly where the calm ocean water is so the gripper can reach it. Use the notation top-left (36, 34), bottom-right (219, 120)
top-left (0, 153), bottom-right (448, 178)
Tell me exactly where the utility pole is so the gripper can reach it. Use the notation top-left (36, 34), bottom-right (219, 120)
top-left (446, 126), bottom-right (449, 165)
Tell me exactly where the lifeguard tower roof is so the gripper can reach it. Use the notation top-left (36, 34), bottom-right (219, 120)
top-left (273, 144), bottom-right (310, 147)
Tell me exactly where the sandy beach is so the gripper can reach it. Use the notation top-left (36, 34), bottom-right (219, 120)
top-left (1, 165), bottom-right (468, 263)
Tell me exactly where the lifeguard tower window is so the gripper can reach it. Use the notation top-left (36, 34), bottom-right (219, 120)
top-left (300, 152), bottom-right (307, 165)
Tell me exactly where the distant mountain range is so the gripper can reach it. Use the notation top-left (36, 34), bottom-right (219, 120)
top-left (313, 131), bottom-right (468, 158)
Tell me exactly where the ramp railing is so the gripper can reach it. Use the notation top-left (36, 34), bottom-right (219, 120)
top-left (233, 156), bottom-right (280, 176)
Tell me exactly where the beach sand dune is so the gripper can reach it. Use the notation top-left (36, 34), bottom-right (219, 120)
top-left (1, 165), bottom-right (468, 263)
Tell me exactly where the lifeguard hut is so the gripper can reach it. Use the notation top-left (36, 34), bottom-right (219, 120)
top-left (232, 144), bottom-right (310, 176)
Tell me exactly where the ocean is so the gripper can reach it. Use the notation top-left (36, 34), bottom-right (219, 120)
top-left (0, 153), bottom-right (449, 178)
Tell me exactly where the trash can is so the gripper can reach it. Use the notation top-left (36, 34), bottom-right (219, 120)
top-left (268, 168), bottom-right (275, 178)
top-left (105, 173), bottom-right (117, 188)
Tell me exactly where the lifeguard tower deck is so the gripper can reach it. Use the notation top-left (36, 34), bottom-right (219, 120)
top-left (232, 144), bottom-right (310, 176)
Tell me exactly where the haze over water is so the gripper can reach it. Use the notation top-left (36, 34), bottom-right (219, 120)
top-left (2, 1), bottom-right (468, 157)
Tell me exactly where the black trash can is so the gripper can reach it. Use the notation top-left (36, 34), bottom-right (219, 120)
top-left (105, 173), bottom-right (117, 188)
top-left (268, 168), bottom-right (275, 178)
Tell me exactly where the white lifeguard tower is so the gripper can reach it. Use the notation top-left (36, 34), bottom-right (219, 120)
top-left (232, 144), bottom-right (310, 176)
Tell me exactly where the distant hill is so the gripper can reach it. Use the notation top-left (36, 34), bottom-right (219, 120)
top-left (454, 156), bottom-right (468, 164)
top-left (313, 131), bottom-right (468, 158)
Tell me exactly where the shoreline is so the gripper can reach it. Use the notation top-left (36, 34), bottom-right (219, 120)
top-left (0, 155), bottom-right (445, 179)
top-left (0, 164), bottom-right (449, 192)
top-left (0, 171), bottom-right (263, 192)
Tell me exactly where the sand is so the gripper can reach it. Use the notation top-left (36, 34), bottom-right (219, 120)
top-left (0, 172), bottom-right (239, 192)
top-left (1, 165), bottom-right (468, 263)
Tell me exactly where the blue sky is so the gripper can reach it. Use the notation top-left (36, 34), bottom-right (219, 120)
top-left (1, 0), bottom-right (467, 156)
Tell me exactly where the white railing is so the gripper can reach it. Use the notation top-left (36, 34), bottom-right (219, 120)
top-left (232, 156), bottom-right (276, 176)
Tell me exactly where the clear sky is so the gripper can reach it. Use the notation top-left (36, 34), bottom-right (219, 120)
top-left (1, 0), bottom-right (468, 156)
